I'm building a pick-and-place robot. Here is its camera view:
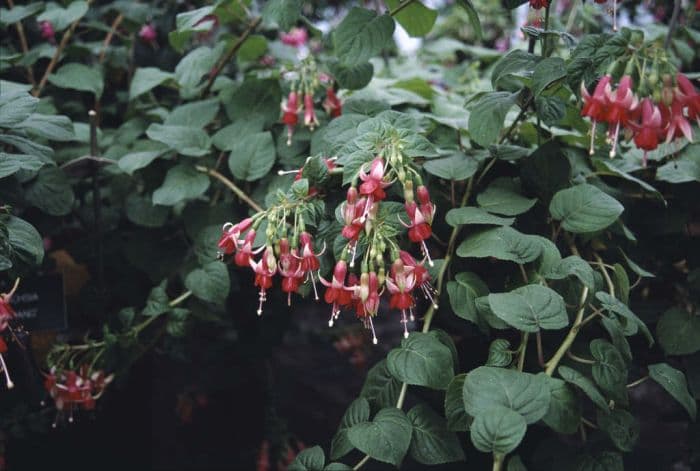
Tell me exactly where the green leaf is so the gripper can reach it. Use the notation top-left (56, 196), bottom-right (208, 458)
top-left (590, 339), bottom-right (628, 400)
top-left (328, 61), bottom-right (374, 90)
top-left (0, 92), bottom-right (38, 127)
top-left (212, 119), bottom-right (265, 151)
top-left (18, 113), bottom-right (74, 141)
top-left (507, 455), bottom-right (528, 471)
top-left (347, 408), bottom-right (412, 467)
top-left (422, 152), bottom-right (479, 181)
top-left (222, 79), bottom-right (281, 128)
top-left (289, 446), bottom-right (325, 471)
top-left (37, 1), bottom-right (87, 31)
top-left (597, 409), bottom-right (639, 452)
top-left (532, 57), bottom-right (567, 96)
top-left (238, 35), bottom-right (267, 62)
top-left (456, 226), bottom-right (542, 264)
top-left (25, 167), bottom-right (75, 216)
top-left (165, 99), bottom-right (219, 128)
top-left (544, 256), bottom-right (596, 289)
top-left (648, 363), bottom-right (697, 420)
top-left (6, 215), bottom-right (44, 267)
top-left (0, 3), bottom-right (44, 25)
top-left (228, 131), bottom-right (275, 182)
top-left (549, 184), bottom-right (624, 233)
top-left (543, 377), bottom-right (581, 434)
top-left (48, 63), bottom-right (103, 98)
top-left (519, 141), bottom-right (571, 204)
top-left (470, 405), bottom-right (527, 454)
top-left (468, 91), bottom-right (517, 147)
top-left (125, 194), bottom-right (169, 228)
top-left (463, 367), bottom-right (550, 424)
top-left (487, 284), bottom-right (568, 332)
top-left (331, 398), bottom-right (370, 460)
top-left (656, 145), bottom-right (700, 183)
top-left (570, 451), bottom-right (624, 471)
top-left (141, 281), bottom-right (170, 317)
top-left (360, 359), bottom-right (401, 411)
top-left (185, 261), bottom-right (230, 305)
top-left (118, 148), bottom-right (168, 175)
top-left (333, 8), bottom-right (395, 66)
top-left (446, 207), bottom-right (515, 227)
top-left (323, 464), bottom-right (352, 471)
top-left (129, 67), bottom-right (174, 100)
top-left (656, 308), bottom-right (700, 355)
top-left (445, 374), bottom-right (471, 431)
top-left (557, 365), bottom-right (610, 412)
top-left (146, 124), bottom-right (211, 157)
top-left (387, 332), bottom-right (454, 390)
top-left (262, 0), bottom-right (301, 31)
top-left (152, 163), bottom-right (210, 206)
top-left (168, 6), bottom-right (215, 52)
top-left (491, 50), bottom-right (539, 90)
top-left (447, 271), bottom-right (488, 325)
top-left (456, 0), bottom-right (482, 40)
top-left (407, 404), bottom-right (464, 465)
top-left (174, 45), bottom-right (222, 95)
top-left (476, 178), bottom-right (537, 216)
top-left (595, 292), bottom-right (654, 347)
top-left (486, 339), bottom-right (512, 367)
top-left (386, 0), bottom-right (437, 37)
top-left (619, 251), bottom-right (654, 278)
top-left (0, 152), bottom-right (45, 178)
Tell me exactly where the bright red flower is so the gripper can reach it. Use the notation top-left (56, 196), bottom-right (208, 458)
top-left (403, 202), bottom-right (432, 243)
top-left (303, 93), bottom-right (319, 130)
top-left (604, 75), bottom-right (639, 157)
top-left (677, 73), bottom-right (700, 127)
top-left (386, 260), bottom-right (417, 338)
top-left (320, 261), bottom-right (353, 326)
top-left (664, 98), bottom-right (694, 144)
top-left (282, 91), bottom-right (300, 145)
top-left (631, 99), bottom-right (664, 166)
top-left (581, 76), bottom-right (613, 155)
top-left (235, 230), bottom-right (263, 267)
top-left (359, 158), bottom-right (391, 206)
top-left (400, 250), bottom-right (437, 308)
top-left (250, 248), bottom-right (277, 316)
top-left (323, 88), bottom-right (342, 118)
top-left (218, 218), bottom-right (253, 255)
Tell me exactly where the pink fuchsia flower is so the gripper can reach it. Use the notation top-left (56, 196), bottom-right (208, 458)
top-left (218, 218), bottom-right (253, 255)
top-left (282, 91), bottom-right (300, 145)
top-left (277, 239), bottom-right (303, 306)
top-left (297, 232), bottom-right (324, 300)
top-left (138, 23), bottom-right (157, 44)
top-left (320, 261), bottom-right (352, 327)
top-left (604, 75), bottom-right (639, 157)
top-left (677, 73), bottom-right (700, 127)
top-left (347, 272), bottom-right (381, 344)
top-left (400, 250), bottom-right (437, 308)
top-left (250, 248), bottom-right (277, 315)
top-left (323, 88), bottom-right (342, 118)
top-left (663, 98), bottom-right (693, 144)
top-left (581, 75), bottom-right (613, 155)
top-left (303, 93), bottom-right (319, 130)
top-left (358, 158), bottom-right (392, 222)
top-left (39, 21), bottom-right (55, 43)
top-left (280, 27), bottom-right (308, 48)
top-left (386, 260), bottom-right (417, 338)
top-left (403, 202), bottom-right (432, 243)
top-left (631, 99), bottom-right (664, 167)
top-left (235, 230), bottom-right (264, 267)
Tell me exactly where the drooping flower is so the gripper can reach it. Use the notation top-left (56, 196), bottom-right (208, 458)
top-left (400, 251), bottom-right (437, 309)
top-left (386, 260), bottom-right (417, 338)
top-left (278, 239), bottom-right (303, 306)
top-left (323, 88), bottom-right (342, 118)
top-left (217, 218), bottom-right (253, 255)
top-left (297, 232), bottom-right (323, 300)
top-left (403, 202), bottom-right (432, 243)
top-left (234, 230), bottom-right (263, 267)
top-left (664, 98), bottom-right (694, 144)
top-left (359, 158), bottom-right (391, 202)
top-left (303, 93), bottom-right (319, 130)
top-left (280, 27), bottom-right (308, 48)
top-left (676, 73), bottom-right (700, 127)
top-left (282, 91), bottom-right (300, 145)
top-left (44, 366), bottom-right (113, 425)
top-left (631, 99), bottom-right (664, 166)
top-left (604, 75), bottom-right (639, 157)
top-left (581, 75), bottom-right (612, 155)
top-left (320, 261), bottom-right (352, 327)
top-left (250, 248), bottom-right (277, 316)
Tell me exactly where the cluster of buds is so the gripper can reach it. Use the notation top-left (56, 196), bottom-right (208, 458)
top-left (581, 73), bottom-right (699, 164)
top-left (38, 20), bottom-right (55, 44)
top-left (43, 365), bottom-right (114, 426)
top-left (0, 279), bottom-right (19, 390)
top-left (280, 59), bottom-right (342, 145)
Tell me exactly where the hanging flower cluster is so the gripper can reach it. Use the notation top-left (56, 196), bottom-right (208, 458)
top-left (280, 59), bottom-right (342, 145)
top-left (0, 279), bottom-right (20, 390)
top-left (43, 365), bottom-right (114, 426)
top-left (581, 72), bottom-right (698, 164)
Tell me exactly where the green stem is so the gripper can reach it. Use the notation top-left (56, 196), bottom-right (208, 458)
top-left (594, 253), bottom-right (615, 298)
top-left (626, 375), bottom-right (649, 388)
top-left (388, 0), bottom-right (415, 16)
top-left (542, 2), bottom-right (551, 57)
top-left (493, 453), bottom-right (505, 471)
top-left (196, 166), bottom-right (264, 212)
top-left (545, 286), bottom-right (590, 376)
top-left (517, 332), bottom-right (529, 371)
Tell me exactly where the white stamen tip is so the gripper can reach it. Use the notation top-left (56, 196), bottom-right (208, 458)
top-left (6, 380), bottom-right (14, 389)
top-left (257, 309), bottom-right (263, 316)
top-left (372, 337), bottom-right (378, 345)
top-left (403, 331), bottom-right (409, 339)
top-left (328, 320), bottom-right (334, 327)
top-left (433, 303), bottom-right (439, 309)
top-left (68, 416), bottom-right (74, 423)
top-left (428, 260), bottom-right (434, 267)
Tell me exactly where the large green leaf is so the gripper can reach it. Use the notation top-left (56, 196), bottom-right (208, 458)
top-left (328, 61), bottom-right (374, 90)
top-left (222, 79), bottom-right (281, 128)
top-left (0, 92), bottom-right (38, 127)
top-left (491, 50), bottom-right (538, 90)
top-left (118, 148), bottom-right (168, 175)
top-left (185, 261), bottom-right (230, 305)
top-left (446, 271), bottom-right (488, 325)
top-left (422, 152), bottom-right (479, 181)
top-left (456, 226), bottom-right (542, 264)
top-left (289, 446), bottom-right (325, 471)
top-left (331, 398), bottom-right (370, 460)
top-left (595, 291), bottom-right (654, 346)
top-left (487, 284), bottom-right (568, 332)
top-left (543, 377), bottom-right (581, 435)
top-left (476, 177), bottom-right (537, 216)
top-left (468, 91), bottom-right (517, 147)
top-left (37, 1), bottom-right (88, 31)
top-left (549, 184), bottom-right (624, 233)
top-left (168, 6), bottom-right (215, 52)
top-left (347, 408), bottom-right (412, 467)
top-left (656, 308), bottom-right (700, 355)
top-left (0, 152), bottom-right (45, 179)
top-left (407, 404), bottom-right (465, 465)
top-left (648, 363), bottom-right (697, 421)
top-left (655, 145), bottom-right (700, 183)
top-left (165, 99), bottom-right (219, 128)
top-left (597, 409), bottom-right (639, 452)
top-left (463, 367), bottom-right (551, 424)
top-left (174, 45), bottom-right (222, 95)
top-left (0, 3), bottom-right (44, 25)
top-left (386, 0), bottom-right (437, 37)
top-left (146, 124), bottom-right (211, 157)
top-left (18, 113), bottom-right (74, 141)
top-left (557, 365), bottom-right (610, 412)
top-left (333, 8), bottom-right (395, 66)
top-left (446, 207), bottom-right (514, 227)
top-left (152, 164), bottom-right (210, 206)
top-left (544, 256), bottom-right (596, 289)
top-left (129, 67), bottom-right (174, 100)
top-left (25, 167), bottom-right (75, 216)
top-left (532, 57), bottom-right (567, 96)
top-left (48, 63), bottom-right (103, 98)
top-left (470, 405), bottom-right (527, 454)
top-left (360, 359), bottom-right (401, 411)
top-left (262, 0), bottom-right (302, 31)
top-left (590, 339), bottom-right (628, 401)
top-left (6, 215), bottom-right (44, 267)
top-left (387, 332), bottom-right (454, 390)
top-left (228, 131), bottom-right (276, 182)
top-left (125, 194), bottom-right (169, 228)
